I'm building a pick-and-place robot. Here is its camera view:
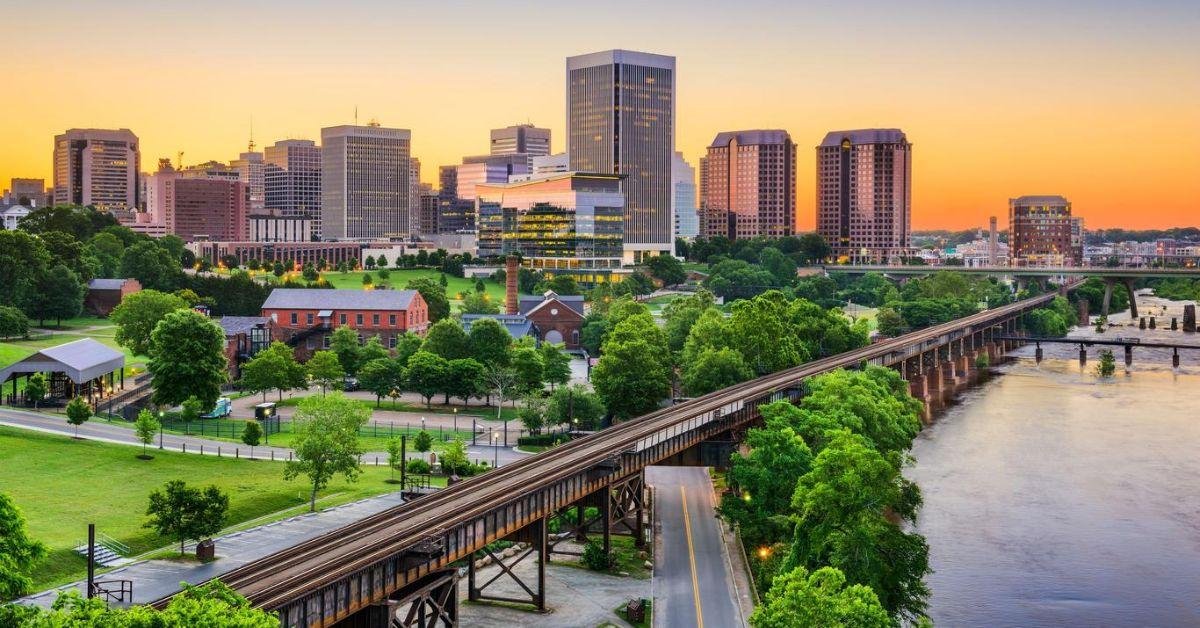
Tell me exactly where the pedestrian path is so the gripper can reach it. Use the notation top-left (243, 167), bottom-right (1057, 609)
top-left (20, 491), bottom-right (410, 608)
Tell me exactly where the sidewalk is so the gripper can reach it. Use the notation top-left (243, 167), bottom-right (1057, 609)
top-left (19, 491), bottom-right (410, 608)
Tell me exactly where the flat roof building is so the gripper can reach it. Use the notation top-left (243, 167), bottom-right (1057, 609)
top-left (264, 139), bottom-right (322, 240)
top-left (1009, 195), bottom-right (1082, 267)
top-left (321, 125), bottom-right (412, 239)
top-left (816, 128), bottom-right (912, 264)
top-left (567, 49), bottom-right (675, 262)
top-left (702, 130), bottom-right (795, 240)
top-left (53, 128), bottom-right (140, 211)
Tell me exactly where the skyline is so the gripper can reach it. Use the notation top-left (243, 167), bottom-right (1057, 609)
top-left (3, 0), bottom-right (1198, 230)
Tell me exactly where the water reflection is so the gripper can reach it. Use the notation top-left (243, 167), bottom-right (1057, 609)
top-left (909, 295), bottom-right (1200, 627)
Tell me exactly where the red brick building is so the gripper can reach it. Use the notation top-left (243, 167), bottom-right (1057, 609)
top-left (217, 316), bottom-right (274, 380)
top-left (261, 288), bottom-right (430, 360)
top-left (520, 292), bottom-right (585, 349)
top-left (84, 278), bottom-right (142, 316)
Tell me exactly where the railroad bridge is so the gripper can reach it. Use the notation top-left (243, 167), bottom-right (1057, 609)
top-left (153, 292), bottom-right (1060, 627)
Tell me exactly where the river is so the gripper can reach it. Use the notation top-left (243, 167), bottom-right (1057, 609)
top-left (909, 295), bottom-right (1200, 627)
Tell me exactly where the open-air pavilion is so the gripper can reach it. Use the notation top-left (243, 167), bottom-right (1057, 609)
top-left (0, 338), bottom-right (126, 407)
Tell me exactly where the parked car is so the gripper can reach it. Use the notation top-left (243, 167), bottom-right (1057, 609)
top-left (343, 376), bottom-right (359, 391)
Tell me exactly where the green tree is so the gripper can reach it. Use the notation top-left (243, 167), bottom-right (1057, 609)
top-left (285, 393), bottom-right (369, 511)
top-left (406, 351), bottom-right (449, 408)
top-left (29, 264), bottom-right (84, 326)
top-left (110, 289), bottom-right (189, 356)
top-left (394, 332), bottom-right (424, 366)
top-left (306, 350), bottom-right (345, 396)
top-left (0, 306), bottom-right (30, 340)
top-left (1, 580), bottom-right (277, 625)
top-left (725, 292), bottom-right (807, 375)
top-left (405, 277), bottom-right (451, 322)
top-left (510, 344), bottom-right (544, 394)
top-left (785, 430), bottom-right (929, 621)
top-left (241, 420), bottom-right (263, 457)
top-left (469, 317), bottom-right (512, 367)
top-left (360, 335), bottom-right (390, 365)
top-left (750, 566), bottom-right (892, 628)
top-left (386, 437), bottom-right (403, 482)
top-left (546, 384), bottom-right (606, 430)
top-left (422, 318), bottom-right (471, 360)
top-left (796, 232), bottom-right (832, 264)
top-left (518, 394), bottom-right (548, 434)
top-left (134, 409), bottom-right (161, 457)
top-left (180, 396), bottom-right (202, 423)
top-left (705, 258), bottom-right (778, 301)
top-left (362, 272), bottom-right (373, 287)
top-left (460, 290), bottom-right (500, 314)
top-left (301, 262), bottom-right (319, 282)
top-left (120, 239), bottom-right (182, 291)
top-left (413, 430), bottom-right (433, 453)
top-left (357, 357), bottom-right (406, 407)
top-left (719, 406), bottom-right (813, 547)
top-left (39, 231), bottom-right (92, 281)
top-left (441, 438), bottom-right (471, 475)
top-left (538, 342), bottom-right (572, 390)
top-left (645, 254), bottom-right (687, 286)
top-left (144, 480), bottom-right (230, 556)
top-left (1025, 308), bottom-right (1069, 337)
top-left (683, 346), bottom-right (754, 397)
top-left (328, 326), bottom-right (363, 375)
top-left (759, 247), bottom-right (798, 285)
top-left (148, 309), bottom-right (228, 409)
top-left (0, 491), bottom-right (47, 600)
top-left (792, 367), bottom-right (923, 457)
top-left (444, 358), bottom-right (486, 405)
top-left (273, 261), bottom-right (286, 277)
top-left (0, 230), bottom-right (50, 315)
top-left (591, 313), bottom-right (671, 420)
top-left (1097, 349), bottom-right (1117, 377)
top-left (23, 374), bottom-right (47, 410)
top-left (663, 290), bottom-right (715, 354)
top-left (63, 397), bottom-right (91, 438)
top-left (876, 307), bottom-right (904, 337)
top-left (238, 349), bottom-right (288, 402)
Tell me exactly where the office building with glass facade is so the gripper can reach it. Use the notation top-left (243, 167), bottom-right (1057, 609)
top-left (53, 128), bottom-right (140, 211)
top-left (816, 128), bottom-right (913, 264)
top-left (567, 49), bottom-right (675, 262)
top-left (672, 151), bottom-right (699, 239)
top-left (265, 139), bottom-right (322, 239)
top-left (475, 173), bottom-right (624, 282)
top-left (702, 130), bottom-right (796, 240)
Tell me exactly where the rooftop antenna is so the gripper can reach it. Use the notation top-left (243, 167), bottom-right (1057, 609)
top-left (354, 106), bottom-right (358, 126)
top-left (248, 117), bottom-right (256, 152)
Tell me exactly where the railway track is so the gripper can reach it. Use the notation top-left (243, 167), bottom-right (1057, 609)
top-left (154, 291), bottom-right (1055, 615)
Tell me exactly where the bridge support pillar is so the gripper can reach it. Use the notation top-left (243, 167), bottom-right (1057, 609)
top-left (467, 516), bottom-right (547, 612)
top-left (1124, 278), bottom-right (1139, 319)
top-left (340, 568), bottom-right (460, 628)
top-left (1102, 278), bottom-right (1115, 318)
top-left (956, 353), bottom-right (971, 381)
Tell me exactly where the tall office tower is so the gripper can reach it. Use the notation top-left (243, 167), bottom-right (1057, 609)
top-left (436, 165), bottom-right (474, 233)
top-left (231, 148), bottom-right (265, 213)
top-left (53, 128), bottom-right (140, 211)
top-left (409, 157), bottom-right (422, 236)
top-left (320, 125), bottom-right (411, 239)
top-left (163, 178), bottom-right (249, 242)
top-left (418, 186), bottom-right (439, 235)
top-left (816, 129), bottom-right (912, 264)
top-left (672, 152), bottom-right (698, 239)
top-left (264, 139), bottom-right (322, 239)
top-left (567, 49), bottom-right (675, 262)
top-left (490, 124), bottom-right (551, 158)
top-left (1009, 195), bottom-right (1081, 266)
top-left (6, 178), bottom-right (47, 207)
top-left (701, 130), bottom-right (796, 240)
top-left (988, 216), bottom-right (999, 266)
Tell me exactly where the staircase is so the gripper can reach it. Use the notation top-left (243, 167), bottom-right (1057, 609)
top-left (75, 533), bottom-right (130, 567)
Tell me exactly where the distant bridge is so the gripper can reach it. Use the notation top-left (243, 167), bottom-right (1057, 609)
top-left (995, 334), bottom-right (1200, 368)
top-left (152, 292), bottom-right (1059, 627)
top-left (823, 265), bottom-right (1200, 319)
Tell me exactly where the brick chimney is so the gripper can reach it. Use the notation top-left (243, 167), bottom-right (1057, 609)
top-left (505, 255), bottom-right (519, 315)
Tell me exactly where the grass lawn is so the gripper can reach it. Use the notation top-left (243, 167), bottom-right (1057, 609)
top-left (28, 314), bottom-right (111, 331)
top-left (212, 267), bottom-right (509, 311)
top-left (274, 394), bottom-right (521, 422)
top-left (0, 426), bottom-right (425, 590)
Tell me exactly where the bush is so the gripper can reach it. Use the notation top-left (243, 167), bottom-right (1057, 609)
top-left (581, 539), bottom-right (613, 571)
top-left (405, 458), bottom-right (431, 474)
top-left (517, 433), bottom-right (570, 447)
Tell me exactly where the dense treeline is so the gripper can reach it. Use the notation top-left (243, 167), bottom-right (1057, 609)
top-left (718, 366), bottom-right (931, 626)
top-left (1084, 227), bottom-right (1200, 245)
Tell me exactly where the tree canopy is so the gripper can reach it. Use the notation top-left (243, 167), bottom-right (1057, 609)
top-left (111, 289), bottom-right (189, 356)
top-left (0, 492), bottom-right (47, 600)
top-left (148, 310), bottom-right (227, 408)
top-left (285, 393), bottom-right (369, 511)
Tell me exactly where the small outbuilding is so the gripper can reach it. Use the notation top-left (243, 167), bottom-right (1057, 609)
top-left (84, 278), bottom-right (142, 316)
top-left (0, 338), bottom-right (126, 406)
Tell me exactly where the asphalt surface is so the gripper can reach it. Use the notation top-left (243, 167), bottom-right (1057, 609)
top-left (648, 466), bottom-right (744, 628)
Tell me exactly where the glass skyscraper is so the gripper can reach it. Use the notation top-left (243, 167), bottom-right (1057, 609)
top-left (264, 139), bottom-right (322, 239)
top-left (566, 49), bottom-right (675, 262)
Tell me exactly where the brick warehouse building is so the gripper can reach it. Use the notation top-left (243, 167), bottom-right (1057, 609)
top-left (261, 289), bottom-right (430, 360)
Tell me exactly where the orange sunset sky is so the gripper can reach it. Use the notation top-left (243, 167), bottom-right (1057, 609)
top-left (2, 0), bottom-right (1197, 230)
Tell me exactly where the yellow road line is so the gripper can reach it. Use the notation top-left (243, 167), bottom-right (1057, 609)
top-left (681, 486), bottom-right (704, 628)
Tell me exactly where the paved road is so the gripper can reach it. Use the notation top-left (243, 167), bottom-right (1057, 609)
top-left (648, 466), bottom-right (744, 628)
top-left (0, 406), bottom-right (530, 466)
top-left (20, 491), bottom-right (410, 608)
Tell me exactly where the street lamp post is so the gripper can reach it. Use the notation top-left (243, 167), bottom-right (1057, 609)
top-left (491, 431), bottom-right (499, 468)
top-left (158, 411), bottom-right (164, 449)
top-left (453, 408), bottom-right (458, 435)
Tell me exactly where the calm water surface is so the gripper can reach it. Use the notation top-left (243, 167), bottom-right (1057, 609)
top-left (910, 298), bottom-right (1200, 627)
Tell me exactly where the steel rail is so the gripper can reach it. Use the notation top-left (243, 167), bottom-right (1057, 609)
top-left (154, 291), bottom-right (1055, 615)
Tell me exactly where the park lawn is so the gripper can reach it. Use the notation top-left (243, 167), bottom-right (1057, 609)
top-left (145, 414), bottom-right (480, 453)
top-left (0, 426), bottom-right (413, 590)
top-left (274, 394), bottom-right (522, 422)
top-left (28, 314), bottom-right (111, 331)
